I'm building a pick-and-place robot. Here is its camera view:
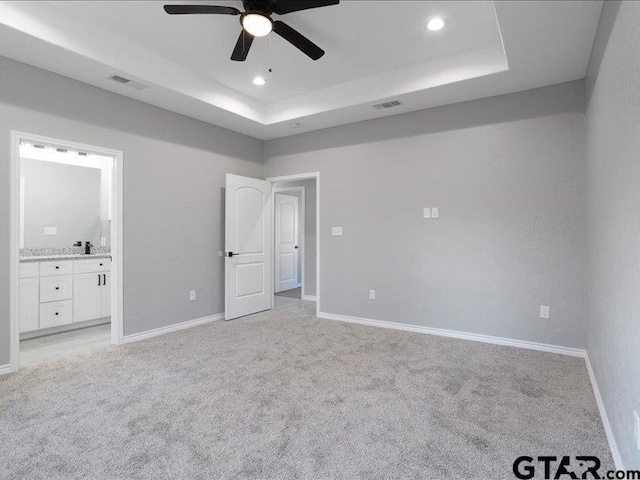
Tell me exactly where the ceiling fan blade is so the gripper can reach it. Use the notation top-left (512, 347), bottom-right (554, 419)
top-left (231, 29), bottom-right (255, 61)
top-left (271, 0), bottom-right (339, 15)
top-left (272, 21), bottom-right (324, 60)
top-left (163, 5), bottom-right (241, 15)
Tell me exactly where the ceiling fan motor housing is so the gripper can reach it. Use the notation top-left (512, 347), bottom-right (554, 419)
top-left (242, 0), bottom-right (274, 15)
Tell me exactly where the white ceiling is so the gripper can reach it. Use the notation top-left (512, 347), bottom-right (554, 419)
top-left (0, 1), bottom-right (602, 140)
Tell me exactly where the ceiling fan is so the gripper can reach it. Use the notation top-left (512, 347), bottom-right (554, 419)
top-left (163, 0), bottom-right (340, 62)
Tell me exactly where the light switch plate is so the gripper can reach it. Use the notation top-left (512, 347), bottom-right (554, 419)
top-left (331, 227), bottom-right (343, 236)
top-left (100, 237), bottom-right (107, 247)
top-left (44, 227), bottom-right (57, 235)
top-left (423, 208), bottom-right (431, 219)
top-left (540, 305), bottom-right (550, 319)
top-left (189, 290), bottom-right (196, 301)
top-left (369, 289), bottom-right (376, 300)
top-left (431, 207), bottom-right (439, 218)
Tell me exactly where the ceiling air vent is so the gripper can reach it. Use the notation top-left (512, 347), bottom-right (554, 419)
top-left (108, 75), bottom-right (149, 91)
top-left (109, 75), bottom-right (130, 84)
top-left (372, 100), bottom-right (403, 111)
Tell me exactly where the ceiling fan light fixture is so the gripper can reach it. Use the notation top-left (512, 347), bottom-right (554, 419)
top-left (242, 13), bottom-right (273, 37)
top-left (253, 76), bottom-right (266, 86)
top-left (427, 17), bottom-right (446, 31)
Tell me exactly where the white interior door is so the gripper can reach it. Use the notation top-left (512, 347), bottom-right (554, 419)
top-left (225, 174), bottom-right (271, 320)
top-left (275, 193), bottom-right (299, 293)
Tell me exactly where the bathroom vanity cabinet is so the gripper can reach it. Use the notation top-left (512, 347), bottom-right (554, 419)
top-left (19, 257), bottom-right (111, 334)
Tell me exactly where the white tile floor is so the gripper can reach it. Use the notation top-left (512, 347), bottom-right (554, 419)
top-left (20, 323), bottom-right (112, 368)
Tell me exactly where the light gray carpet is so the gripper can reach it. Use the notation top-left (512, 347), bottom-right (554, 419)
top-left (275, 287), bottom-right (302, 299)
top-left (0, 310), bottom-right (612, 479)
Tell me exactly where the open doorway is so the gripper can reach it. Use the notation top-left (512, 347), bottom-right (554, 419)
top-left (9, 132), bottom-right (123, 372)
top-left (270, 174), bottom-right (318, 316)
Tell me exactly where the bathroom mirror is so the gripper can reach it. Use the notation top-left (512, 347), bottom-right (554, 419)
top-left (20, 149), bottom-right (112, 249)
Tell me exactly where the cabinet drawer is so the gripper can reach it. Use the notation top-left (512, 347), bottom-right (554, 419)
top-left (40, 261), bottom-right (73, 277)
top-left (40, 275), bottom-right (73, 303)
top-left (40, 300), bottom-right (73, 328)
top-left (19, 262), bottom-right (40, 279)
top-left (74, 258), bottom-right (111, 274)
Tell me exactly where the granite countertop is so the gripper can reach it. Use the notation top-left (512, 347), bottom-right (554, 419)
top-left (20, 253), bottom-right (112, 263)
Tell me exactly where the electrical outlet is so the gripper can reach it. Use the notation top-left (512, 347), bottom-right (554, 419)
top-left (634, 411), bottom-right (639, 451)
top-left (44, 227), bottom-right (57, 235)
top-left (431, 207), bottom-right (439, 218)
top-left (189, 290), bottom-right (196, 301)
top-left (540, 305), bottom-right (550, 319)
top-left (369, 289), bottom-right (376, 300)
top-left (331, 227), bottom-right (343, 236)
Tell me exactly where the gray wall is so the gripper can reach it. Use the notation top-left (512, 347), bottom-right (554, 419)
top-left (21, 158), bottom-right (102, 248)
top-left (0, 56), bottom-right (263, 365)
top-left (585, 1), bottom-right (640, 468)
top-left (273, 179), bottom-right (317, 296)
top-left (265, 81), bottom-right (587, 349)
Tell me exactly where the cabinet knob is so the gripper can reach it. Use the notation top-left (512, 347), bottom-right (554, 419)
top-left (54, 312), bottom-right (59, 316)
top-left (55, 266), bottom-right (60, 269)
top-left (99, 263), bottom-right (103, 266)
top-left (55, 287), bottom-right (60, 290)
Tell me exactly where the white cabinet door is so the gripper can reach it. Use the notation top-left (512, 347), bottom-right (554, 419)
top-left (225, 174), bottom-right (271, 320)
top-left (74, 272), bottom-right (103, 323)
top-left (275, 193), bottom-right (299, 293)
top-left (19, 277), bottom-right (39, 332)
top-left (102, 272), bottom-right (111, 317)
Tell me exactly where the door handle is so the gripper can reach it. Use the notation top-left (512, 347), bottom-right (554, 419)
top-left (227, 251), bottom-right (235, 257)
top-left (103, 274), bottom-right (106, 286)
top-left (98, 274), bottom-right (101, 286)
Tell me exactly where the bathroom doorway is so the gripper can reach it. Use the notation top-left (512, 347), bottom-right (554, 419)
top-left (9, 132), bottom-right (123, 371)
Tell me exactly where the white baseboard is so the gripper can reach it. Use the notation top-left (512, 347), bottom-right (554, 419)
top-left (317, 312), bottom-right (586, 358)
top-left (585, 353), bottom-right (624, 470)
top-left (302, 295), bottom-right (317, 302)
top-left (123, 313), bottom-right (224, 344)
top-left (0, 363), bottom-right (13, 376)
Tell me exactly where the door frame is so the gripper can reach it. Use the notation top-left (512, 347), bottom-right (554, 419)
top-left (267, 172), bottom-right (320, 316)
top-left (9, 131), bottom-right (124, 374)
top-left (273, 186), bottom-right (305, 295)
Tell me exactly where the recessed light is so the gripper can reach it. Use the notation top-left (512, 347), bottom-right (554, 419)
top-left (289, 122), bottom-right (301, 129)
top-left (253, 76), bottom-right (266, 86)
top-left (427, 17), bottom-right (446, 31)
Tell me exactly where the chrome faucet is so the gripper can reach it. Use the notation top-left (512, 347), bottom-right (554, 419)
top-left (84, 241), bottom-right (93, 255)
